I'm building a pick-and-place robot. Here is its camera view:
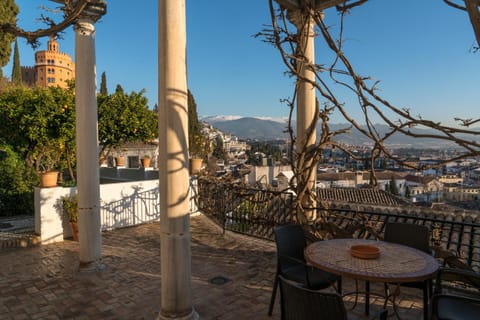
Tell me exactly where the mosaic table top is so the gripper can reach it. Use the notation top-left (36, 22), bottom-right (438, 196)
top-left (305, 238), bottom-right (439, 282)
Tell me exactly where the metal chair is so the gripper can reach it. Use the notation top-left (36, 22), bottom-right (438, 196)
top-left (431, 268), bottom-right (480, 320)
top-left (268, 224), bottom-right (342, 316)
top-left (383, 222), bottom-right (432, 320)
top-left (278, 275), bottom-right (387, 320)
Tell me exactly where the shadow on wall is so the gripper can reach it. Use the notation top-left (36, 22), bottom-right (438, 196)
top-left (100, 187), bottom-right (160, 231)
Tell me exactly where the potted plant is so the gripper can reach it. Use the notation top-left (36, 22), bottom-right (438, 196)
top-left (113, 148), bottom-right (126, 167)
top-left (62, 193), bottom-right (79, 241)
top-left (189, 134), bottom-right (209, 175)
top-left (35, 142), bottom-right (62, 187)
top-left (141, 154), bottom-right (151, 168)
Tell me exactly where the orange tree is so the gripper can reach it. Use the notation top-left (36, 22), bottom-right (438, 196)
top-left (97, 88), bottom-right (158, 158)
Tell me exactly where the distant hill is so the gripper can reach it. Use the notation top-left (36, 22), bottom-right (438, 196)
top-left (202, 116), bottom-right (289, 141)
top-left (202, 116), bottom-right (479, 148)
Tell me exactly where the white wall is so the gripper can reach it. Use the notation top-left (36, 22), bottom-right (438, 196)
top-left (34, 179), bottom-right (198, 244)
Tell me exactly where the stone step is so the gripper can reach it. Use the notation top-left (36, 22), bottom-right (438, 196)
top-left (0, 215), bottom-right (38, 249)
top-left (0, 232), bottom-right (41, 249)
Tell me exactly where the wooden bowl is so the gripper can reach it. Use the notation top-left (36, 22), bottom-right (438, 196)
top-left (350, 244), bottom-right (380, 259)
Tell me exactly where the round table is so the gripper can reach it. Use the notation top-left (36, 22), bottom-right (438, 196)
top-left (305, 238), bottom-right (439, 319)
top-left (305, 238), bottom-right (439, 283)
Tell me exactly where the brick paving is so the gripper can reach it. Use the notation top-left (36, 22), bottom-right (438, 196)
top-left (0, 214), bottom-right (424, 319)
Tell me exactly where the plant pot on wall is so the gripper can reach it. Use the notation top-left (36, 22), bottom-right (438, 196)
top-left (190, 158), bottom-right (203, 175)
top-left (40, 171), bottom-right (59, 188)
top-left (141, 157), bottom-right (151, 168)
top-left (115, 156), bottom-right (125, 167)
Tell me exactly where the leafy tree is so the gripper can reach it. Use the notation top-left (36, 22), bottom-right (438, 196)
top-left (246, 141), bottom-right (282, 164)
top-left (11, 39), bottom-right (21, 85)
top-left (405, 185), bottom-right (411, 198)
top-left (0, 144), bottom-right (37, 216)
top-left (388, 175), bottom-right (399, 195)
top-left (212, 135), bottom-right (226, 161)
top-left (0, 86), bottom-right (76, 177)
top-left (0, 0), bottom-right (18, 79)
top-left (98, 89), bottom-right (157, 156)
top-left (115, 84), bottom-right (124, 94)
top-left (99, 71), bottom-right (108, 95)
top-left (188, 89), bottom-right (208, 159)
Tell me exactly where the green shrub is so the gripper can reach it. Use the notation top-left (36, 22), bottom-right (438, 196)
top-left (0, 145), bottom-right (38, 216)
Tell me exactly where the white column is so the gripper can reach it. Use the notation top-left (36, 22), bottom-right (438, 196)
top-left (74, 19), bottom-right (102, 267)
top-left (158, 1), bottom-right (197, 319)
top-left (291, 10), bottom-right (317, 219)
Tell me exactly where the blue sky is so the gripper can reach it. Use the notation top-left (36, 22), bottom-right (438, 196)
top-left (3, 0), bottom-right (480, 125)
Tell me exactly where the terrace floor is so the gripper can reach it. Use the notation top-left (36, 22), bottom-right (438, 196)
top-left (0, 214), bottom-right (424, 319)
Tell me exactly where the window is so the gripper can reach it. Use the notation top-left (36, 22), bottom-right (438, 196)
top-left (128, 156), bottom-right (140, 168)
top-left (47, 77), bottom-right (55, 83)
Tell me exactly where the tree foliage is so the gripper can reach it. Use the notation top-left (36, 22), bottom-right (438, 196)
top-left (188, 89), bottom-right (209, 159)
top-left (212, 136), bottom-right (226, 161)
top-left (0, 145), bottom-right (37, 216)
top-left (0, 0), bottom-right (18, 79)
top-left (98, 89), bottom-right (158, 155)
top-left (0, 85), bottom-right (76, 175)
top-left (100, 71), bottom-right (108, 95)
top-left (11, 39), bottom-right (21, 85)
top-left (388, 176), bottom-right (399, 195)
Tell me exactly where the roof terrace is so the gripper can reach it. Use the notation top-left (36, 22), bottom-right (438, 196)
top-left (0, 214), bottom-right (424, 319)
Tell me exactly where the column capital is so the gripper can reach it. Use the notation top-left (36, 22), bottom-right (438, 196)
top-left (286, 8), bottom-right (323, 31)
top-left (75, 19), bottom-right (95, 36)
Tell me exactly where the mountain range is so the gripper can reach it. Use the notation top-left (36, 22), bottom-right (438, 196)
top-left (201, 116), bottom-right (478, 148)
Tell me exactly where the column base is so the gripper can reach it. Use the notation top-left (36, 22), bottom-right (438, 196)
top-left (78, 260), bottom-right (106, 273)
top-left (157, 309), bottom-right (199, 320)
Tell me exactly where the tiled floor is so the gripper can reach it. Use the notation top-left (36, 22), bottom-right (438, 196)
top-left (0, 214), bottom-right (424, 319)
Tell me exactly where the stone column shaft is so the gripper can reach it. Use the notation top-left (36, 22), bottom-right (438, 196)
top-left (293, 11), bottom-right (317, 219)
top-left (158, 0), bottom-right (196, 319)
top-left (74, 19), bottom-right (102, 265)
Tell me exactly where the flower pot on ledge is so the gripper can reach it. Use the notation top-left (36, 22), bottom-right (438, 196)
top-left (40, 171), bottom-right (59, 188)
top-left (115, 156), bottom-right (125, 167)
top-left (141, 157), bottom-right (151, 168)
top-left (190, 158), bottom-right (203, 175)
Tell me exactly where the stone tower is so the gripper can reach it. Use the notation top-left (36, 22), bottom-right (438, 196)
top-left (21, 36), bottom-right (75, 89)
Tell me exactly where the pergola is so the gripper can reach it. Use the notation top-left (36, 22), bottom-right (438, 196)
top-left (3, 0), bottom-right (480, 319)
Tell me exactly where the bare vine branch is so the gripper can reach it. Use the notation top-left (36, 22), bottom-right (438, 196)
top-left (0, 0), bottom-right (106, 47)
top-left (260, 0), bottom-right (480, 223)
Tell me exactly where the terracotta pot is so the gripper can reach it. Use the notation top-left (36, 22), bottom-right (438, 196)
top-left (70, 222), bottom-right (79, 241)
top-left (190, 158), bottom-right (203, 175)
top-left (141, 158), bottom-right (151, 168)
top-left (115, 156), bottom-right (125, 167)
top-left (40, 171), bottom-right (59, 188)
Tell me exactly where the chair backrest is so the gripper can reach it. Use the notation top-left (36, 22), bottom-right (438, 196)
top-left (432, 268), bottom-right (480, 320)
top-left (279, 275), bottom-right (348, 320)
top-left (384, 222), bottom-right (430, 253)
top-left (274, 224), bottom-right (307, 266)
